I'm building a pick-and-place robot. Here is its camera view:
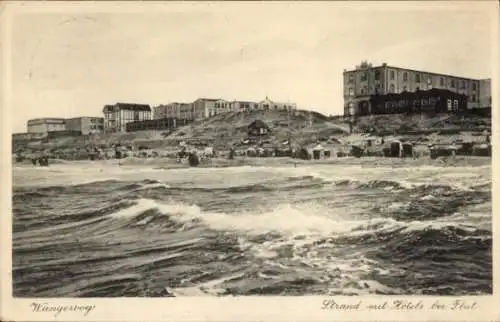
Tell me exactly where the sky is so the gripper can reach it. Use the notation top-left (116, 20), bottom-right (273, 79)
top-left (8, 1), bottom-right (496, 133)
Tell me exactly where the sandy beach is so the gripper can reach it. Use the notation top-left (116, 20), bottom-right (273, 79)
top-left (14, 154), bottom-right (492, 171)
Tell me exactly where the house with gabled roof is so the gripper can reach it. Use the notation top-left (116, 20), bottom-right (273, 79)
top-left (103, 102), bottom-right (152, 132)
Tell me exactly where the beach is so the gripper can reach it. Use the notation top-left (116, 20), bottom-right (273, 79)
top-left (14, 154), bottom-right (492, 170)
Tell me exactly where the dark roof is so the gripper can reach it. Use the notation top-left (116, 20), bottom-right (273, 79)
top-left (344, 64), bottom-right (483, 81)
top-left (116, 103), bottom-right (151, 111)
top-left (248, 120), bottom-right (269, 129)
top-left (103, 103), bottom-right (151, 113)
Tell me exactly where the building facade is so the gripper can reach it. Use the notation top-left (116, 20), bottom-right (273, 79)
top-left (479, 79), bottom-right (492, 109)
top-left (155, 99), bottom-right (246, 122)
top-left (214, 99), bottom-right (230, 113)
top-left (366, 88), bottom-right (468, 116)
top-left (343, 61), bottom-right (491, 116)
top-left (192, 98), bottom-right (219, 120)
top-left (154, 104), bottom-right (174, 119)
top-left (103, 103), bottom-right (152, 132)
top-left (155, 97), bottom-right (298, 122)
top-left (257, 97), bottom-right (297, 111)
top-left (229, 100), bottom-right (256, 110)
top-left (65, 117), bottom-right (104, 135)
top-left (154, 103), bottom-right (193, 120)
top-left (125, 118), bottom-right (191, 132)
top-left (27, 118), bottom-right (66, 134)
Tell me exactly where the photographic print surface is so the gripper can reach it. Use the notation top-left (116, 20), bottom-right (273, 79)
top-left (9, 2), bottom-right (493, 298)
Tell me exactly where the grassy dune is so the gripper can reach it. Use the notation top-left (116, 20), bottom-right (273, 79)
top-left (13, 109), bottom-right (491, 157)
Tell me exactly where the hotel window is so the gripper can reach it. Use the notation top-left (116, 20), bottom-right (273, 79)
top-left (472, 94), bottom-right (476, 102)
top-left (450, 79), bottom-right (456, 88)
top-left (460, 80), bottom-right (465, 89)
top-left (447, 99), bottom-right (452, 111)
top-left (415, 74), bottom-right (421, 83)
top-left (472, 83), bottom-right (477, 91)
top-left (389, 84), bottom-right (395, 93)
top-left (360, 72), bottom-right (368, 81)
top-left (348, 88), bottom-right (354, 96)
top-left (348, 74), bottom-right (354, 83)
top-left (453, 100), bottom-right (459, 111)
top-left (390, 70), bottom-right (395, 80)
top-left (403, 72), bottom-right (408, 82)
top-left (374, 70), bottom-right (381, 80)
top-left (440, 77), bottom-right (445, 86)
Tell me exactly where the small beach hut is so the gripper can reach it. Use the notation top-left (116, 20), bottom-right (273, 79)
top-left (350, 144), bottom-right (364, 158)
top-left (295, 147), bottom-right (311, 160)
top-left (246, 147), bottom-right (257, 157)
top-left (312, 144), bottom-right (324, 160)
top-left (389, 140), bottom-right (402, 158)
top-left (457, 141), bottom-right (474, 156)
top-left (401, 142), bottom-right (414, 158)
top-left (203, 146), bottom-right (214, 157)
top-left (429, 144), bottom-right (458, 159)
top-left (363, 136), bottom-right (378, 148)
top-left (473, 143), bottom-right (491, 157)
top-left (248, 120), bottom-right (270, 137)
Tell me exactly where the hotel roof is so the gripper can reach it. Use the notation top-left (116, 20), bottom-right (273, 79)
top-left (344, 63), bottom-right (486, 81)
top-left (103, 103), bottom-right (151, 112)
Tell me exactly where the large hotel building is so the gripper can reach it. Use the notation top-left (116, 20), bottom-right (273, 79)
top-left (343, 61), bottom-right (491, 116)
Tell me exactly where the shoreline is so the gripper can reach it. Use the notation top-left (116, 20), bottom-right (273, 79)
top-left (13, 155), bottom-right (492, 170)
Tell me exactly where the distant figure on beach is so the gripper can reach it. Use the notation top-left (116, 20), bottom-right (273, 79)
top-left (37, 156), bottom-right (49, 167)
top-left (228, 148), bottom-right (235, 160)
top-left (15, 153), bottom-right (24, 163)
top-left (188, 152), bottom-right (200, 167)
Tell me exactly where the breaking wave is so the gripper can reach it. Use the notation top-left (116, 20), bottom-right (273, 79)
top-left (12, 165), bottom-right (492, 297)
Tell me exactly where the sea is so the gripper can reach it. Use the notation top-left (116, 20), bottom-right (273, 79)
top-left (12, 161), bottom-right (492, 297)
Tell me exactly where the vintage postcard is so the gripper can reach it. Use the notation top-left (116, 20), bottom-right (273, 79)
top-left (0, 1), bottom-right (499, 321)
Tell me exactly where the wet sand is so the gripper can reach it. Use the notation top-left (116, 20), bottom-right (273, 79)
top-left (20, 155), bottom-right (489, 170)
